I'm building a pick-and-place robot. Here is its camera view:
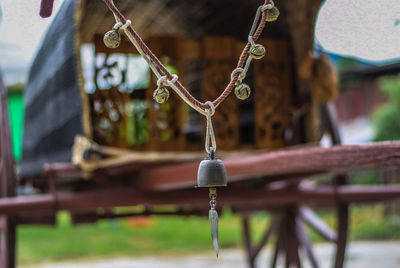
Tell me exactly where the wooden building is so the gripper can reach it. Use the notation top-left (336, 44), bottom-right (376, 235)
top-left (20, 0), bottom-right (330, 178)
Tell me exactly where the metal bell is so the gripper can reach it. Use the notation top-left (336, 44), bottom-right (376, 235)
top-left (103, 29), bottom-right (121, 48)
top-left (249, 44), bottom-right (266, 60)
top-left (197, 148), bottom-right (227, 188)
top-left (266, 6), bottom-right (280, 22)
top-left (234, 83), bottom-right (251, 100)
top-left (153, 86), bottom-right (170, 104)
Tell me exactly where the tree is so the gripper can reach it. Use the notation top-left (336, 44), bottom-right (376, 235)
top-left (373, 75), bottom-right (400, 141)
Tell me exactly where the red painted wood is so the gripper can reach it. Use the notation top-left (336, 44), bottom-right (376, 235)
top-left (0, 185), bottom-right (398, 216)
top-left (39, 0), bottom-right (55, 18)
top-left (300, 206), bottom-right (337, 242)
top-left (0, 70), bottom-right (17, 268)
top-left (138, 142), bottom-right (400, 191)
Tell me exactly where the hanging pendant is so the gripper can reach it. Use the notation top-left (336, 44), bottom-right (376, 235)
top-left (209, 188), bottom-right (219, 257)
top-left (197, 147), bottom-right (227, 257)
top-left (234, 82), bottom-right (251, 100)
top-left (249, 44), bottom-right (266, 60)
top-left (103, 28), bottom-right (121, 48)
top-left (266, 6), bottom-right (280, 22)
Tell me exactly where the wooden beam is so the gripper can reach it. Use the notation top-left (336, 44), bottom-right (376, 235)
top-left (300, 206), bottom-right (337, 242)
top-left (296, 217), bottom-right (319, 268)
top-left (0, 68), bottom-right (17, 268)
top-left (334, 203), bottom-right (349, 268)
top-left (137, 142), bottom-right (400, 191)
top-left (0, 72), bottom-right (16, 198)
top-left (241, 216), bottom-right (255, 268)
top-left (251, 218), bottom-right (276, 261)
top-left (0, 216), bottom-right (15, 268)
top-left (0, 185), bottom-right (398, 217)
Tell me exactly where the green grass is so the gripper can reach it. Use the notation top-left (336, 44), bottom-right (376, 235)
top-left (17, 206), bottom-right (400, 265)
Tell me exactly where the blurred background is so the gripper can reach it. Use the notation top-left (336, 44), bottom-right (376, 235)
top-left (1, 0), bottom-right (400, 267)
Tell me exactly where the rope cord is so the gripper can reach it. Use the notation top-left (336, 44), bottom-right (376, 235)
top-left (102, 0), bottom-right (272, 114)
top-left (205, 101), bottom-right (216, 153)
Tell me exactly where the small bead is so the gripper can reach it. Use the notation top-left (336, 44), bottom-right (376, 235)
top-left (103, 29), bottom-right (121, 48)
top-left (266, 6), bottom-right (280, 22)
top-left (234, 83), bottom-right (251, 100)
top-left (249, 44), bottom-right (266, 60)
top-left (153, 86), bottom-right (170, 103)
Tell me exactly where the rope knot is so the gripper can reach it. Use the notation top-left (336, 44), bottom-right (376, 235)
top-left (204, 101), bottom-right (216, 153)
top-left (205, 101), bottom-right (215, 117)
top-left (157, 74), bottom-right (179, 88)
top-left (120, 20), bottom-right (131, 30)
top-left (231, 68), bottom-right (245, 83)
top-left (261, 1), bottom-right (274, 12)
top-left (112, 20), bottom-right (131, 31)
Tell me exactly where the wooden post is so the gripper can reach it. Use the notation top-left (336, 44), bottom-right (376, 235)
top-left (322, 103), bottom-right (349, 268)
top-left (242, 215), bottom-right (255, 268)
top-left (0, 72), bottom-right (17, 268)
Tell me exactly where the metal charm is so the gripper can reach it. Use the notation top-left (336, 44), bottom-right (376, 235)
top-left (103, 29), bottom-right (121, 48)
top-left (197, 148), bottom-right (227, 188)
top-left (197, 147), bottom-right (227, 257)
top-left (234, 83), bottom-right (251, 100)
top-left (153, 86), bottom-right (170, 104)
top-left (249, 44), bottom-right (266, 60)
top-left (209, 188), bottom-right (219, 257)
top-left (266, 6), bottom-right (280, 22)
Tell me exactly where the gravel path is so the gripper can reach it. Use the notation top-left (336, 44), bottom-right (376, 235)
top-left (23, 241), bottom-right (400, 268)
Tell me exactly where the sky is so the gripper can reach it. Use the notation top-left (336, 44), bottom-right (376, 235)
top-left (315, 0), bottom-right (400, 62)
top-left (0, 0), bottom-right (399, 86)
top-left (0, 0), bottom-right (64, 85)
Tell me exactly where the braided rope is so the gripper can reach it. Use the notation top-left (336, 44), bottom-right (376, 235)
top-left (102, 0), bottom-right (272, 113)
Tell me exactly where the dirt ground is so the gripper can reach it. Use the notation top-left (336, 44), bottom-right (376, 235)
top-left (23, 241), bottom-right (400, 268)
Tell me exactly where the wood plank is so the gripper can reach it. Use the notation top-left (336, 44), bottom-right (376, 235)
top-left (0, 185), bottom-right (399, 216)
top-left (300, 206), bottom-right (337, 242)
top-left (334, 203), bottom-right (349, 268)
top-left (137, 142), bottom-right (400, 191)
top-left (0, 71), bottom-right (17, 268)
top-left (296, 218), bottom-right (319, 268)
top-left (0, 73), bottom-right (16, 197)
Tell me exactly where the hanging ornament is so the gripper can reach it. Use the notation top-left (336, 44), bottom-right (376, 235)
top-left (153, 86), bottom-right (170, 104)
top-left (103, 28), bottom-right (121, 48)
top-left (266, 6), bottom-right (280, 22)
top-left (234, 83), bottom-right (251, 100)
top-left (196, 102), bottom-right (227, 257)
top-left (197, 148), bottom-right (227, 188)
top-left (249, 44), bottom-right (266, 60)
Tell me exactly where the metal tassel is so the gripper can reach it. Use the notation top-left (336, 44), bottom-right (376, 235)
top-left (209, 208), bottom-right (219, 257)
top-left (209, 188), bottom-right (219, 257)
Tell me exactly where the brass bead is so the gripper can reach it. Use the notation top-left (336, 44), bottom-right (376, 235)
top-left (266, 6), bottom-right (280, 22)
top-left (153, 86), bottom-right (170, 104)
top-left (249, 44), bottom-right (266, 60)
top-left (103, 29), bottom-right (121, 48)
top-left (234, 83), bottom-right (251, 100)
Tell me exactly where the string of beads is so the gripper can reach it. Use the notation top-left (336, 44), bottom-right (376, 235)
top-left (102, 0), bottom-right (279, 116)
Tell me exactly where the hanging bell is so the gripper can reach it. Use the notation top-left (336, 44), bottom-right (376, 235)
top-left (103, 29), bottom-right (121, 48)
top-left (234, 83), bottom-right (251, 100)
top-left (266, 6), bottom-right (280, 22)
top-left (249, 44), bottom-right (266, 60)
top-left (197, 148), bottom-right (227, 188)
top-left (153, 86), bottom-right (170, 104)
